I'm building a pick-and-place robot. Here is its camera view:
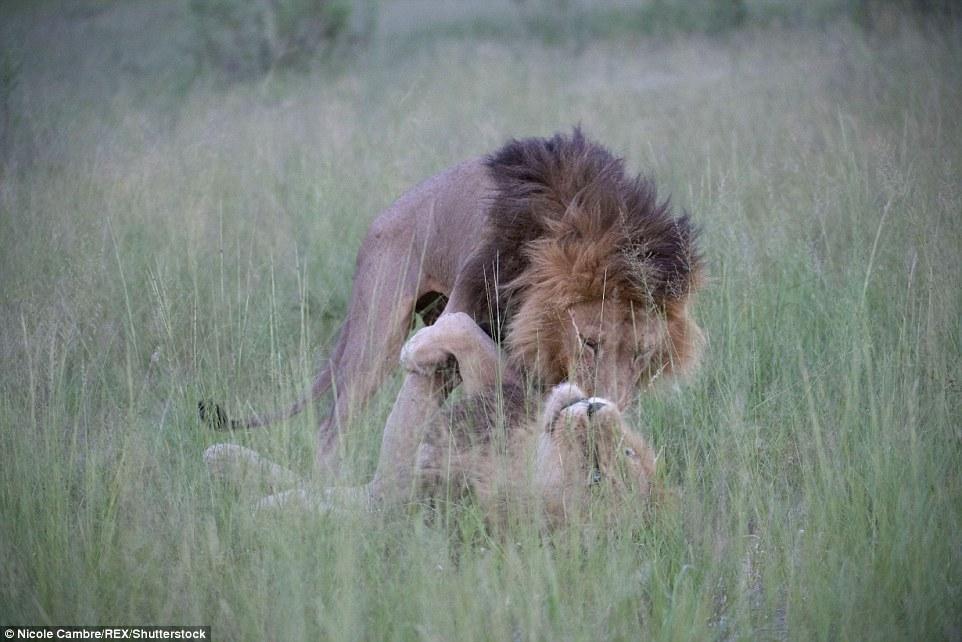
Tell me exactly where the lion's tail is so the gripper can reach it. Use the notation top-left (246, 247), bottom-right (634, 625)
top-left (199, 363), bottom-right (334, 432)
top-left (199, 328), bottom-right (342, 432)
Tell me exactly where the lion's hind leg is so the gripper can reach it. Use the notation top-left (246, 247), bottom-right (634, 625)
top-left (203, 443), bottom-right (300, 494)
top-left (253, 484), bottom-right (383, 516)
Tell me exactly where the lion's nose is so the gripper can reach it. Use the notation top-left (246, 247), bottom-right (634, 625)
top-left (586, 400), bottom-right (606, 418)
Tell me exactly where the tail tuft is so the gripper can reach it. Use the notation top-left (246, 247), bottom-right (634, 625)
top-left (199, 400), bottom-right (234, 431)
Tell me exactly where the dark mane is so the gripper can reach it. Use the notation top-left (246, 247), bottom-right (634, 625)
top-left (444, 382), bottom-right (528, 450)
top-left (460, 128), bottom-right (701, 338)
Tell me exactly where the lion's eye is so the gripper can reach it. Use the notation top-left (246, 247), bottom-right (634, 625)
top-left (580, 337), bottom-right (599, 353)
top-left (624, 447), bottom-right (637, 458)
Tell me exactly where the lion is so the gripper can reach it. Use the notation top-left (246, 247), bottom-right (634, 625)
top-left (204, 313), bottom-right (657, 527)
top-left (200, 129), bottom-right (702, 472)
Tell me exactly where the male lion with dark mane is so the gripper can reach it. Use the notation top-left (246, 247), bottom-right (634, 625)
top-left (200, 128), bottom-right (703, 472)
top-left (205, 312), bottom-right (658, 527)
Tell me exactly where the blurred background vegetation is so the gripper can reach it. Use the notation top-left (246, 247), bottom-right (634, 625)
top-left (188, 0), bottom-right (354, 77)
top-left (1, 0), bottom-right (959, 88)
top-left (1, 0), bottom-right (959, 639)
top-left (0, 0), bottom-right (956, 173)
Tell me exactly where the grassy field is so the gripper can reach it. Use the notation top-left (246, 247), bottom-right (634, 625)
top-left (1, 1), bottom-right (961, 639)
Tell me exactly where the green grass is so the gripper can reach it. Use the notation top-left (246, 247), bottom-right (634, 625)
top-left (1, 2), bottom-right (961, 639)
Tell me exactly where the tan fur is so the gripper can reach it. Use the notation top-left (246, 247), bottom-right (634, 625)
top-left (205, 314), bottom-right (658, 527)
top-left (433, 383), bottom-right (658, 528)
top-left (203, 131), bottom-right (701, 475)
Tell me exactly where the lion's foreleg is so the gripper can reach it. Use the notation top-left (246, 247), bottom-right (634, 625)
top-left (274, 372), bottom-right (443, 514)
top-left (366, 370), bottom-right (445, 505)
top-left (445, 317), bottom-right (515, 396)
top-left (401, 312), bottom-right (518, 397)
top-left (251, 349), bottom-right (447, 515)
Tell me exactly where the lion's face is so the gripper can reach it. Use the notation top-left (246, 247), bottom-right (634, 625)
top-left (534, 384), bottom-right (656, 521)
top-left (510, 295), bottom-right (701, 408)
top-left (562, 300), bottom-right (667, 408)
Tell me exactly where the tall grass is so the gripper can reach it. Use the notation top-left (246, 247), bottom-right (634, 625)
top-left (1, 2), bottom-right (960, 639)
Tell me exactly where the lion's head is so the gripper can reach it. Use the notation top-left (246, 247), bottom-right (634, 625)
top-left (507, 289), bottom-right (702, 409)
top-left (464, 128), bottom-right (704, 406)
top-left (534, 383), bottom-right (656, 522)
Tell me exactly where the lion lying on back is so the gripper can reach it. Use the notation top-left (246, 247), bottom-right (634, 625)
top-left (202, 129), bottom-right (702, 477)
top-left (205, 313), bottom-right (657, 526)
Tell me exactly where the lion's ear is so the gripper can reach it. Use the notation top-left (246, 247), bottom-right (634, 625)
top-left (659, 298), bottom-right (704, 380)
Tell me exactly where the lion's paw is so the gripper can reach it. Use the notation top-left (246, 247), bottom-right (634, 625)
top-left (401, 312), bottom-right (479, 373)
top-left (540, 383), bottom-right (589, 430)
top-left (427, 311), bottom-right (474, 335)
top-left (400, 325), bottom-right (454, 375)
